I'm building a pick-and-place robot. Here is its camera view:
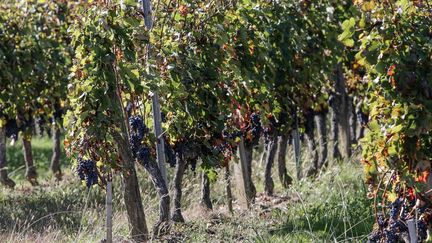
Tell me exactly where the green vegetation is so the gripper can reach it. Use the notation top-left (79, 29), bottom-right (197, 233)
top-left (1, 0), bottom-right (430, 242)
top-left (5, 137), bottom-right (67, 181)
top-left (0, 139), bottom-right (373, 242)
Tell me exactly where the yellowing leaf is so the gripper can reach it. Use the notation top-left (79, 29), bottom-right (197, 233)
top-left (387, 192), bottom-right (397, 202)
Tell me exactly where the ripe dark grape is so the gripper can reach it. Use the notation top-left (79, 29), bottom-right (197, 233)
top-left (356, 110), bottom-right (368, 126)
top-left (232, 131), bottom-right (243, 139)
top-left (53, 108), bottom-right (64, 120)
top-left (136, 146), bottom-right (151, 164)
top-left (251, 126), bottom-right (262, 138)
top-left (222, 128), bottom-right (242, 140)
top-left (17, 113), bottom-right (34, 132)
top-left (164, 138), bottom-right (176, 167)
top-left (250, 125), bottom-right (262, 145)
top-left (384, 228), bottom-right (397, 243)
top-left (392, 220), bottom-right (407, 232)
top-left (52, 102), bottom-right (64, 120)
top-left (5, 119), bottom-right (19, 140)
top-left (201, 144), bottom-right (213, 157)
top-left (370, 195), bottom-right (430, 242)
top-left (263, 115), bottom-right (277, 145)
top-left (161, 112), bottom-right (167, 123)
top-left (214, 143), bottom-right (226, 153)
top-left (390, 198), bottom-right (402, 220)
top-left (400, 205), bottom-right (408, 220)
top-left (129, 115), bottom-right (147, 138)
top-left (418, 220), bottom-right (427, 240)
top-left (190, 159), bottom-right (197, 171)
top-left (129, 115), bottom-right (143, 130)
top-left (304, 109), bottom-right (314, 135)
top-left (129, 134), bottom-right (142, 153)
top-left (278, 112), bottom-right (288, 126)
top-left (247, 113), bottom-right (263, 146)
top-left (418, 205), bottom-right (427, 214)
top-left (367, 230), bottom-right (382, 242)
top-left (76, 158), bottom-right (98, 188)
top-left (222, 129), bottom-right (230, 139)
top-left (377, 214), bottom-right (387, 228)
top-left (128, 116), bottom-right (154, 165)
top-left (250, 113), bottom-right (260, 125)
top-left (268, 115), bottom-right (277, 127)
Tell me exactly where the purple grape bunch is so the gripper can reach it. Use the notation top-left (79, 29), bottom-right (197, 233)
top-left (5, 119), bottom-right (19, 140)
top-left (249, 113), bottom-right (263, 146)
top-left (368, 197), bottom-right (430, 243)
top-left (164, 137), bottom-right (176, 167)
top-left (77, 158), bottom-right (98, 188)
top-left (263, 115), bottom-right (278, 145)
top-left (128, 115), bottom-right (151, 165)
top-left (129, 115), bottom-right (147, 139)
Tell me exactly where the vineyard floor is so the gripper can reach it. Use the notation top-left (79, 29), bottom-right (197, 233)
top-left (0, 137), bottom-right (373, 242)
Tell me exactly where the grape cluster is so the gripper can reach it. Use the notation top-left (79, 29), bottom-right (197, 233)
top-left (418, 219), bottom-right (428, 240)
top-left (263, 115), bottom-right (278, 145)
top-left (161, 112), bottom-right (167, 123)
top-left (6, 114), bottom-right (35, 140)
top-left (136, 146), bottom-right (151, 162)
top-left (129, 115), bottom-right (147, 138)
top-left (368, 197), bottom-right (431, 243)
top-left (129, 134), bottom-right (142, 153)
top-left (164, 137), bottom-right (176, 167)
top-left (5, 119), bottom-right (19, 140)
top-left (18, 114), bottom-right (34, 132)
top-left (190, 158), bottom-right (197, 171)
top-left (129, 116), bottom-right (146, 153)
top-left (77, 158), bottom-right (98, 188)
top-left (390, 198), bottom-right (402, 220)
top-left (278, 111), bottom-right (288, 125)
top-left (187, 143), bottom-right (200, 172)
top-left (251, 113), bottom-right (260, 124)
top-left (384, 227), bottom-right (397, 243)
top-left (368, 230), bottom-right (382, 242)
top-left (174, 140), bottom-right (201, 172)
top-left (377, 213), bottom-right (387, 228)
top-left (214, 141), bottom-right (234, 164)
top-left (128, 115), bottom-right (151, 165)
top-left (53, 108), bottom-right (64, 120)
top-left (248, 112), bottom-right (263, 146)
top-left (356, 110), bottom-right (369, 126)
top-left (222, 128), bottom-right (242, 140)
top-left (304, 109), bottom-right (314, 135)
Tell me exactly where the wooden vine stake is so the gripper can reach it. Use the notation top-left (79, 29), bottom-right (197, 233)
top-left (233, 154), bottom-right (246, 208)
top-left (225, 166), bottom-right (233, 213)
top-left (142, 0), bottom-right (168, 185)
top-left (152, 93), bottom-right (167, 183)
top-left (292, 116), bottom-right (302, 180)
top-left (233, 137), bottom-right (254, 209)
top-left (407, 218), bottom-right (418, 243)
top-left (141, 0), bottom-right (171, 233)
top-left (106, 173), bottom-right (113, 243)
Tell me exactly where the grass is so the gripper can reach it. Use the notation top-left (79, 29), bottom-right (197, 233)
top-left (0, 137), bottom-right (374, 242)
top-left (5, 136), bottom-right (68, 180)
